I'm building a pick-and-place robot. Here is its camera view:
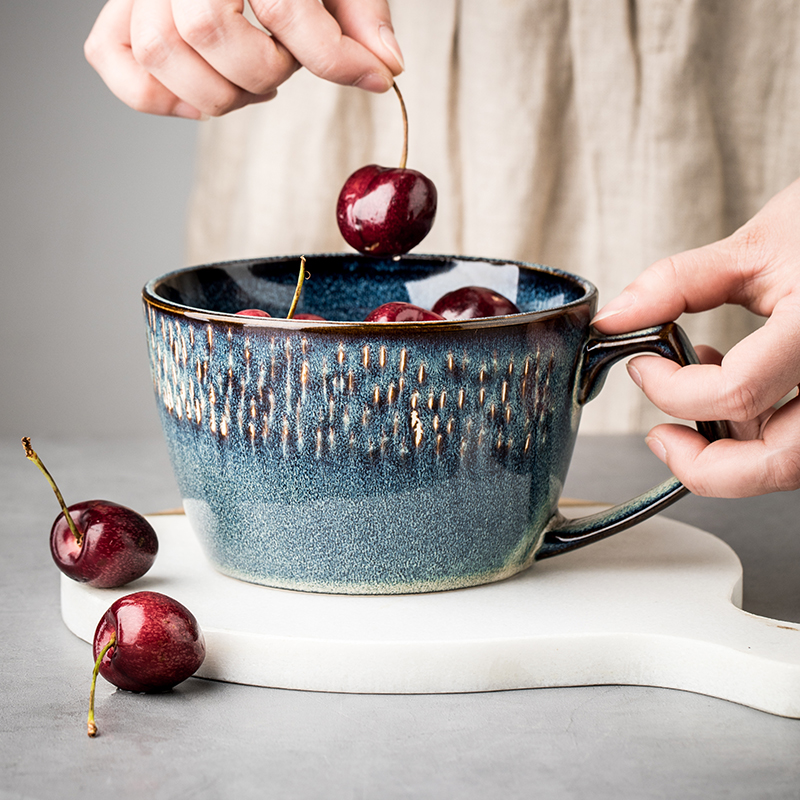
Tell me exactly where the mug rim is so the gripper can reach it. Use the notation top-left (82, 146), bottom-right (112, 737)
top-left (142, 252), bottom-right (598, 330)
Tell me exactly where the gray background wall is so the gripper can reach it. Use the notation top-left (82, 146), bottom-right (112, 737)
top-left (1, 3), bottom-right (197, 439)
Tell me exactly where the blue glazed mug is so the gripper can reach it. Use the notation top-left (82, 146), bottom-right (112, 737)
top-left (143, 254), bottom-right (726, 594)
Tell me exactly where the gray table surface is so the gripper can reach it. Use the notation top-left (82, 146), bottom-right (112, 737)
top-left (2, 434), bottom-right (799, 800)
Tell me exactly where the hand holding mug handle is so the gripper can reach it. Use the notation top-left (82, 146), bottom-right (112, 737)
top-left (538, 322), bottom-right (729, 559)
top-left (591, 179), bottom-right (800, 498)
top-left (542, 177), bottom-right (800, 556)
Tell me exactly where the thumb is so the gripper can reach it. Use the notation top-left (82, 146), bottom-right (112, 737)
top-left (592, 239), bottom-right (743, 334)
top-left (325, 0), bottom-right (405, 75)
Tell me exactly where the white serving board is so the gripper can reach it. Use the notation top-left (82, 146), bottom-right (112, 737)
top-left (60, 509), bottom-right (800, 717)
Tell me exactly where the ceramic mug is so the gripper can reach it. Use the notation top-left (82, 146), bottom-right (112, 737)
top-left (143, 254), bottom-right (726, 594)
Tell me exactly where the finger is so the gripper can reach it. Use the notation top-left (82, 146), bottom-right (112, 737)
top-left (324, 0), bottom-right (404, 74)
top-left (592, 238), bottom-right (748, 333)
top-left (645, 395), bottom-right (800, 497)
top-left (171, 0), bottom-right (299, 95)
top-left (642, 344), bottom-right (770, 441)
top-left (130, 0), bottom-right (275, 117)
top-left (250, 0), bottom-right (395, 92)
top-left (693, 344), bottom-right (723, 367)
top-left (85, 0), bottom-right (205, 118)
top-left (593, 178), bottom-right (800, 333)
top-left (627, 294), bottom-right (800, 422)
top-left (690, 345), bottom-right (754, 438)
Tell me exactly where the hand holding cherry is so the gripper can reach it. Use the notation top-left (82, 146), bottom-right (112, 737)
top-left (84, 0), bottom-right (402, 120)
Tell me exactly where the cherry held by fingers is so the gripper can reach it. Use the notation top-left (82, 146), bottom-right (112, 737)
top-left (337, 165), bottom-right (437, 256)
top-left (88, 591), bottom-right (206, 737)
top-left (337, 83), bottom-right (437, 256)
top-left (22, 437), bottom-right (158, 588)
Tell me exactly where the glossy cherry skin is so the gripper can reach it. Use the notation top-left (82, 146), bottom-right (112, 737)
top-left (337, 164), bottom-right (437, 256)
top-left (234, 309), bottom-right (271, 317)
top-left (93, 591), bottom-right (206, 693)
top-left (431, 286), bottom-right (520, 320)
top-left (50, 500), bottom-right (158, 588)
top-left (365, 302), bottom-right (444, 322)
top-left (235, 310), bottom-right (326, 320)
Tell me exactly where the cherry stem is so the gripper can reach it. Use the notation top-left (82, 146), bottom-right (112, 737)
top-left (285, 255), bottom-right (307, 319)
top-left (88, 632), bottom-right (116, 737)
top-left (393, 82), bottom-right (408, 170)
top-left (22, 437), bottom-right (83, 547)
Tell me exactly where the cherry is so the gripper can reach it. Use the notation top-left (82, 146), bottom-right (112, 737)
top-left (88, 591), bottom-right (206, 737)
top-left (337, 166), bottom-right (437, 256)
top-left (365, 301), bottom-right (444, 322)
top-left (235, 309), bottom-right (270, 317)
top-left (22, 438), bottom-right (158, 588)
top-left (432, 286), bottom-right (521, 320)
top-left (234, 310), bottom-right (326, 320)
top-left (337, 84), bottom-right (437, 256)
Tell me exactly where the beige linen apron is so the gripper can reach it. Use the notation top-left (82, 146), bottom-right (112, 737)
top-left (185, 0), bottom-right (800, 432)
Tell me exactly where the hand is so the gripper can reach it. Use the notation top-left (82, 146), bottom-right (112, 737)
top-left (84, 0), bottom-right (404, 119)
top-left (592, 177), bottom-right (800, 498)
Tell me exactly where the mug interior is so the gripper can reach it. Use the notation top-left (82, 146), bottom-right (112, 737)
top-left (146, 253), bottom-right (593, 321)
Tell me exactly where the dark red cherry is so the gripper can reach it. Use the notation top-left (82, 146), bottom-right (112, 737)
top-left (365, 302), bottom-right (444, 322)
top-left (337, 164), bottom-right (437, 256)
top-left (336, 83), bottom-right (437, 257)
top-left (88, 591), bottom-right (206, 736)
top-left (235, 309), bottom-right (271, 317)
top-left (432, 286), bottom-right (520, 320)
top-left (23, 438), bottom-right (158, 589)
top-left (236, 310), bottom-right (325, 320)
top-left (92, 592), bottom-right (205, 694)
top-left (50, 500), bottom-right (158, 588)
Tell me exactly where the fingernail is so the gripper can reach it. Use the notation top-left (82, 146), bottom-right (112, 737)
top-left (173, 102), bottom-right (208, 121)
top-left (353, 72), bottom-right (394, 93)
top-left (645, 435), bottom-right (667, 463)
top-left (592, 290), bottom-right (635, 323)
top-left (626, 361), bottom-right (643, 388)
top-left (379, 24), bottom-right (405, 71)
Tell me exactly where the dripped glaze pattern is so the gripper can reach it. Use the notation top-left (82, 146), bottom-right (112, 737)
top-left (143, 254), bottom-right (594, 593)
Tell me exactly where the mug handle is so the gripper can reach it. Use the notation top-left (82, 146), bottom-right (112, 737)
top-left (537, 322), bottom-right (729, 560)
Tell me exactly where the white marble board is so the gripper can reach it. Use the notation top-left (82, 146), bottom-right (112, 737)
top-left (60, 509), bottom-right (800, 717)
